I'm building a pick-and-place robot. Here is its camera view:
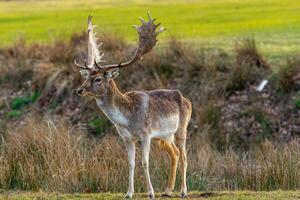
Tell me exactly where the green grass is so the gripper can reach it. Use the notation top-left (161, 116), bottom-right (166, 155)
top-left (5, 91), bottom-right (40, 119)
top-left (0, 0), bottom-right (300, 60)
top-left (6, 110), bottom-right (22, 119)
top-left (1, 191), bottom-right (300, 200)
top-left (11, 91), bottom-right (40, 110)
top-left (88, 117), bottom-right (110, 136)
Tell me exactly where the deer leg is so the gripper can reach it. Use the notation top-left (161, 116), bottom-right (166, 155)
top-left (178, 142), bottom-right (187, 198)
top-left (141, 136), bottom-right (155, 199)
top-left (124, 140), bottom-right (136, 199)
top-left (162, 141), bottom-right (179, 197)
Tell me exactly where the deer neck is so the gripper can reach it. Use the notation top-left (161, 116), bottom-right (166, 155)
top-left (96, 80), bottom-right (129, 126)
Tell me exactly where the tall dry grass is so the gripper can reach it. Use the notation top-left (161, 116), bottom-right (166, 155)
top-left (0, 117), bottom-right (299, 193)
top-left (0, 118), bottom-right (170, 193)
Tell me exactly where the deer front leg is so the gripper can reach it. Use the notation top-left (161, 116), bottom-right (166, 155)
top-left (141, 136), bottom-right (155, 199)
top-left (124, 140), bottom-right (136, 199)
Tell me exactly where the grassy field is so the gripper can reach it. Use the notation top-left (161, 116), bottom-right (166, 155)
top-left (1, 191), bottom-right (300, 200)
top-left (0, 0), bottom-right (300, 59)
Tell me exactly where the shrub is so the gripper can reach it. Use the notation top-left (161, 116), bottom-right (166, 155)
top-left (278, 56), bottom-right (300, 93)
top-left (235, 39), bottom-right (269, 70)
top-left (227, 39), bottom-right (268, 92)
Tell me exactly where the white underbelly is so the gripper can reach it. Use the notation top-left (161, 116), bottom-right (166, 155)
top-left (150, 114), bottom-right (180, 139)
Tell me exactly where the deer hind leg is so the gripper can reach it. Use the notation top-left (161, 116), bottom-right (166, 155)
top-left (160, 140), bottom-right (179, 197)
top-left (177, 138), bottom-right (188, 198)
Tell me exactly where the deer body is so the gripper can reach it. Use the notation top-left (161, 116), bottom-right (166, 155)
top-left (93, 79), bottom-right (191, 198)
top-left (75, 14), bottom-right (192, 199)
top-left (96, 80), bottom-right (191, 141)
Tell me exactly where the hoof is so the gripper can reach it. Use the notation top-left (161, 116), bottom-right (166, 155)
top-left (161, 193), bottom-right (172, 197)
top-left (162, 189), bottom-right (172, 197)
top-left (124, 193), bottom-right (133, 199)
top-left (180, 192), bottom-right (187, 198)
top-left (148, 194), bottom-right (155, 199)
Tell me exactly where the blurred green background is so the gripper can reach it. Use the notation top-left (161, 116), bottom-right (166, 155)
top-left (0, 0), bottom-right (299, 59)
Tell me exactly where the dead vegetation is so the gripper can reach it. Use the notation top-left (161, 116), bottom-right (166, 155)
top-left (0, 118), bottom-right (299, 193)
top-left (0, 32), bottom-right (300, 192)
top-left (0, 32), bottom-right (299, 145)
top-left (277, 55), bottom-right (300, 93)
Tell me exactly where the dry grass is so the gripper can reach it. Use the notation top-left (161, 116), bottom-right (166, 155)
top-left (0, 118), bottom-right (169, 193)
top-left (277, 55), bottom-right (300, 93)
top-left (0, 117), bottom-right (299, 193)
top-left (1, 33), bottom-right (298, 150)
top-left (1, 33), bottom-right (300, 193)
top-left (227, 39), bottom-right (269, 92)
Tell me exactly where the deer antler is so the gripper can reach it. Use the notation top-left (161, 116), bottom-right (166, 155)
top-left (98, 12), bottom-right (165, 71)
top-left (75, 13), bottom-right (165, 71)
top-left (74, 15), bottom-right (104, 71)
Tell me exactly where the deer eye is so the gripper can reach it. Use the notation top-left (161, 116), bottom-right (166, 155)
top-left (94, 77), bottom-right (102, 83)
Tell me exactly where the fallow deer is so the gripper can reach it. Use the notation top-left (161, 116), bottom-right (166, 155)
top-left (75, 13), bottom-right (192, 199)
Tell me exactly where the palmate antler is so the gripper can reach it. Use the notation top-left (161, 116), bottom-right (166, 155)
top-left (74, 15), bottom-right (105, 71)
top-left (75, 12), bottom-right (165, 72)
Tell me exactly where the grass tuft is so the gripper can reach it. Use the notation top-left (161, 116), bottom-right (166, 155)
top-left (278, 55), bottom-right (300, 93)
top-left (227, 39), bottom-right (268, 92)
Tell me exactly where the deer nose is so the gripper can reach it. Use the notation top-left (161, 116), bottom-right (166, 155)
top-left (77, 88), bottom-right (85, 95)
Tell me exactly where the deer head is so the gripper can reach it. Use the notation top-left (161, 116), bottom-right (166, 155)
top-left (75, 13), bottom-right (165, 98)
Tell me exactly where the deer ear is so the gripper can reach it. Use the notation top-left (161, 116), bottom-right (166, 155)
top-left (104, 68), bottom-right (119, 80)
top-left (80, 70), bottom-right (90, 80)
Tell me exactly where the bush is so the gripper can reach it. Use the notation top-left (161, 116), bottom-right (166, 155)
top-left (227, 39), bottom-right (268, 92)
top-left (278, 56), bottom-right (300, 93)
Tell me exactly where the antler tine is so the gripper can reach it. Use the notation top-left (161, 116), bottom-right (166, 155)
top-left (74, 60), bottom-right (90, 70)
top-left (94, 60), bottom-right (102, 70)
top-left (88, 14), bottom-right (92, 27)
top-left (157, 26), bottom-right (166, 35)
top-left (139, 17), bottom-right (147, 25)
top-left (147, 11), bottom-right (155, 23)
top-left (101, 12), bottom-right (165, 71)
